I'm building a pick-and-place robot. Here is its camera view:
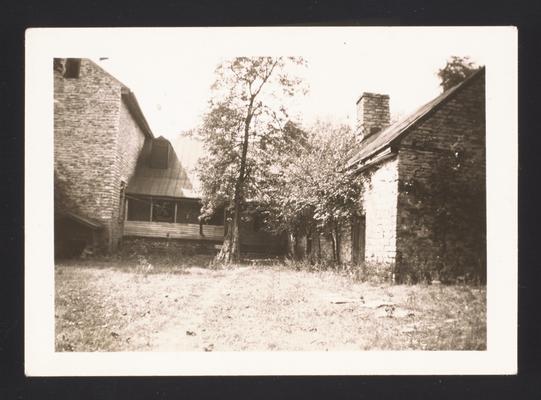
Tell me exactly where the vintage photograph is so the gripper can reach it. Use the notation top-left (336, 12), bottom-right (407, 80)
top-left (53, 54), bottom-right (486, 352)
top-left (25, 27), bottom-right (518, 374)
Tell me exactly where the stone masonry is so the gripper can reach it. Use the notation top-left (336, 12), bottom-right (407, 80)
top-left (54, 58), bottom-right (147, 252)
top-left (356, 93), bottom-right (390, 141)
top-left (348, 69), bottom-right (485, 283)
top-left (395, 72), bottom-right (485, 282)
top-left (360, 157), bottom-right (399, 266)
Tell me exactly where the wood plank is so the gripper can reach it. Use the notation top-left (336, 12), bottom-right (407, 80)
top-left (124, 220), bottom-right (224, 240)
top-left (124, 221), bottom-right (284, 248)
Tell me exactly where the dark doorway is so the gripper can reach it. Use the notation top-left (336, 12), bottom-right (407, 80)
top-left (351, 215), bottom-right (366, 264)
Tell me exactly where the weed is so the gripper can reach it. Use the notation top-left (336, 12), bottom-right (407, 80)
top-left (55, 259), bottom-right (486, 352)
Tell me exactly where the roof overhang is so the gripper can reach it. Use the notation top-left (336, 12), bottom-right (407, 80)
top-left (56, 210), bottom-right (103, 230)
top-left (121, 88), bottom-right (154, 139)
top-left (347, 67), bottom-right (485, 169)
top-left (347, 146), bottom-right (397, 174)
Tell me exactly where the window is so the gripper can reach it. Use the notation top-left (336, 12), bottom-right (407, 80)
top-left (127, 197), bottom-right (151, 221)
top-left (177, 201), bottom-right (200, 224)
top-left (64, 58), bottom-right (81, 79)
top-left (118, 181), bottom-right (126, 222)
top-left (152, 200), bottom-right (175, 223)
top-left (150, 140), bottom-right (170, 169)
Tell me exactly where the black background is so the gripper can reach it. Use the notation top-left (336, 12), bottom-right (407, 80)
top-left (1, 0), bottom-right (539, 398)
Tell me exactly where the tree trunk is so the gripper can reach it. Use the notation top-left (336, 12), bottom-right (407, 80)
top-left (286, 231), bottom-right (295, 259)
top-left (329, 223), bottom-right (340, 264)
top-left (334, 225), bottom-right (341, 264)
top-left (215, 208), bottom-right (241, 263)
top-left (329, 229), bottom-right (337, 263)
top-left (214, 96), bottom-right (255, 264)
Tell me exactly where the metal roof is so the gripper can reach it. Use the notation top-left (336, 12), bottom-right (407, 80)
top-left (347, 67), bottom-right (485, 169)
top-left (126, 137), bottom-right (195, 199)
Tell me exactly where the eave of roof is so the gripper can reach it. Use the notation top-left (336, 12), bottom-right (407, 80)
top-left (56, 210), bottom-right (103, 230)
top-left (121, 88), bottom-right (154, 139)
top-left (347, 67), bottom-right (485, 170)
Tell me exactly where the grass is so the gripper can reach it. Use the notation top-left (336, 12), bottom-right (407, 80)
top-left (55, 257), bottom-right (486, 352)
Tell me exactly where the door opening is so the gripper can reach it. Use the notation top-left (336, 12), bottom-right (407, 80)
top-left (352, 215), bottom-right (366, 264)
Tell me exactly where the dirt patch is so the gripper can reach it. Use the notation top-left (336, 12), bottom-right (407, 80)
top-left (55, 262), bottom-right (486, 351)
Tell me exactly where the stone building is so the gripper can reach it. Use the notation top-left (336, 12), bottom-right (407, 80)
top-left (54, 58), bottom-right (153, 255)
top-left (54, 58), bottom-right (286, 257)
top-left (346, 68), bottom-right (486, 283)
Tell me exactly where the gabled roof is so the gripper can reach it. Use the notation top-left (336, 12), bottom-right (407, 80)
top-left (126, 137), bottom-right (195, 199)
top-left (347, 67), bottom-right (485, 169)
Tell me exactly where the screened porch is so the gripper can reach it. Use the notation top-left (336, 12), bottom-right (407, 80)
top-left (123, 195), bottom-right (225, 241)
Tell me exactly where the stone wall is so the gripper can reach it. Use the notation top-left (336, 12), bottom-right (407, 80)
top-left (395, 71), bottom-right (486, 282)
top-left (109, 99), bottom-right (147, 247)
top-left (360, 157), bottom-right (399, 267)
top-left (54, 58), bottom-right (147, 252)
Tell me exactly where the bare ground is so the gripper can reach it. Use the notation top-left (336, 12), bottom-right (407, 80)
top-left (55, 258), bottom-right (486, 352)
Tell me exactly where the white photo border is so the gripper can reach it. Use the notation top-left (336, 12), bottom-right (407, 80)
top-left (25, 26), bottom-right (517, 376)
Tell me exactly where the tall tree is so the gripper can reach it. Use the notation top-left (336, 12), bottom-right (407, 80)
top-left (196, 57), bottom-right (307, 263)
top-left (437, 56), bottom-right (480, 92)
top-left (261, 121), bottom-right (364, 263)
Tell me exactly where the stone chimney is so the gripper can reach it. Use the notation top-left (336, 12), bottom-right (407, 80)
top-left (356, 92), bottom-right (390, 141)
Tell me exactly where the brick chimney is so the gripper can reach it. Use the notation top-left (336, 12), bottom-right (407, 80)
top-left (356, 92), bottom-right (390, 141)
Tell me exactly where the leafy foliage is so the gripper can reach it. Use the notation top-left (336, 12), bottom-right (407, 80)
top-left (437, 56), bottom-right (480, 92)
top-left (258, 121), bottom-right (364, 261)
top-left (195, 57), bottom-right (308, 262)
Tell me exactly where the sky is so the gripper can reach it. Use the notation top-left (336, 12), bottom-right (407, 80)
top-left (86, 28), bottom-right (494, 170)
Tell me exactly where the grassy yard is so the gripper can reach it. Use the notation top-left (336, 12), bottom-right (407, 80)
top-left (55, 256), bottom-right (486, 352)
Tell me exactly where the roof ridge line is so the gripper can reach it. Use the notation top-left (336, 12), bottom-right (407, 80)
top-left (347, 66), bottom-right (485, 168)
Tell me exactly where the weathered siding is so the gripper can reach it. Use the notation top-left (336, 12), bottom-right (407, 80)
top-left (396, 72), bottom-right (486, 282)
top-left (124, 220), bottom-right (286, 255)
top-left (124, 221), bottom-right (224, 241)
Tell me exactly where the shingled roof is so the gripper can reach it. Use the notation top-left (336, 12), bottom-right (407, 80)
top-left (126, 137), bottom-right (195, 199)
top-left (347, 67), bottom-right (485, 169)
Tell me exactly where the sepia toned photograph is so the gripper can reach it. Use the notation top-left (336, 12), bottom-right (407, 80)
top-left (26, 27), bottom-right (517, 375)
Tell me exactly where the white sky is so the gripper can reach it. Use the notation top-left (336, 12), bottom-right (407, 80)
top-left (85, 28), bottom-right (493, 169)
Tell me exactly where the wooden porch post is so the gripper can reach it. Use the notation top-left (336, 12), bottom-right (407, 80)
top-left (149, 197), bottom-right (153, 222)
